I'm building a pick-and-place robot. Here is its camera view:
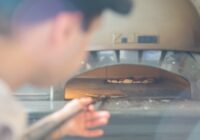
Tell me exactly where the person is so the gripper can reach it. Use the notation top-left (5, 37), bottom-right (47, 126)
top-left (0, 0), bottom-right (132, 139)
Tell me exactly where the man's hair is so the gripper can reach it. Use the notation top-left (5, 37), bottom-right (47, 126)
top-left (0, 0), bottom-right (133, 36)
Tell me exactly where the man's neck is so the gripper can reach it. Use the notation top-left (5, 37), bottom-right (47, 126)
top-left (0, 39), bottom-right (36, 91)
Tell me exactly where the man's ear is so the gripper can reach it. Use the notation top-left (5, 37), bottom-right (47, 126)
top-left (51, 12), bottom-right (82, 46)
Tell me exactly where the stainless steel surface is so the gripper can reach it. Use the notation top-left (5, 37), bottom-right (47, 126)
top-left (23, 100), bottom-right (200, 116)
top-left (16, 86), bottom-right (52, 101)
top-left (96, 51), bottom-right (118, 66)
top-left (119, 50), bottom-right (139, 64)
top-left (22, 101), bottom-right (66, 114)
top-left (79, 50), bottom-right (199, 77)
top-left (24, 100), bottom-right (200, 140)
top-left (141, 51), bottom-right (162, 67)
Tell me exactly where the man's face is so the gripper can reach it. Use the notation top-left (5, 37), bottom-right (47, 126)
top-left (14, 13), bottom-right (101, 87)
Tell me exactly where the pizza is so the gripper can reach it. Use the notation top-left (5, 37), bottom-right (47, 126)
top-left (106, 77), bottom-right (158, 84)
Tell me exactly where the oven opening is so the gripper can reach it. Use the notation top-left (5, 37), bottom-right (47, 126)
top-left (64, 64), bottom-right (191, 100)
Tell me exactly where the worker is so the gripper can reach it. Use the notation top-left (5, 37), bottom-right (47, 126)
top-left (0, 0), bottom-right (132, 139)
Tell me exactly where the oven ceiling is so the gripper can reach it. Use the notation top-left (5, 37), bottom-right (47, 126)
top-left (89, 0), bottom-right (200, 52)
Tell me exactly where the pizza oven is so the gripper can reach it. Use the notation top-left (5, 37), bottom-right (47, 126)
top-left (63, 49), bottom-right (200, 106)
top-left (64, 49), bottom-right (200, 101)
top-left (22, 0), bottom-right (200, 140)
top-left (62, 50), bottom-right (200, 140)
top-left (63, 0), bottom-right (200, 102)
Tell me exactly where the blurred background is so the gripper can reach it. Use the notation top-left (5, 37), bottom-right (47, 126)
top-left (16, 0), bottom-right (200, 140)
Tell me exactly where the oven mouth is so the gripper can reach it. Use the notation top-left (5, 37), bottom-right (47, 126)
top-left (64, 64), bottom-right (191, 100)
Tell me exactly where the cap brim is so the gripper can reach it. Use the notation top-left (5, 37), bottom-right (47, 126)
top-left (106, 0), bottom-right (133, 15)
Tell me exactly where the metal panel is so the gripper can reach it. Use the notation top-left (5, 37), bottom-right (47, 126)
top-left (119, 50), bottom-right (139, 64)
top-left (141, 51), bottom-right (162, 66)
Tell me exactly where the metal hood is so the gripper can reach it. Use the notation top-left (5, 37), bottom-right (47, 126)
top-left (89, 0), bottom-right (200, 52)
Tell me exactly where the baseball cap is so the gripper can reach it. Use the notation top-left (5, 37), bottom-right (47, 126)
top-left (0, 0), bottom-right (133, 34)
top-left (69, 0), bottom-right (133, 15)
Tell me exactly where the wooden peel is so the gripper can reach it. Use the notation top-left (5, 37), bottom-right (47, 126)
top-left (65, 89), bottom-right (126, 100)
top-left (23, 109), bottom-right (84, 140)
top-left (23, 100), bottom-right (98, 140)
top-left (94, 96), bottom-right (110, 110)
top-left (23, 96), bottom-right (112, 140)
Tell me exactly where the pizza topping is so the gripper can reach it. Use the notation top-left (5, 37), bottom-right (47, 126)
top-left (106, 77), bottom-right (158, 84)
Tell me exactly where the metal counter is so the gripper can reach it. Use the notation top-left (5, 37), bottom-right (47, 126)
top-left (22, 100), bottom-right (200, 140)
